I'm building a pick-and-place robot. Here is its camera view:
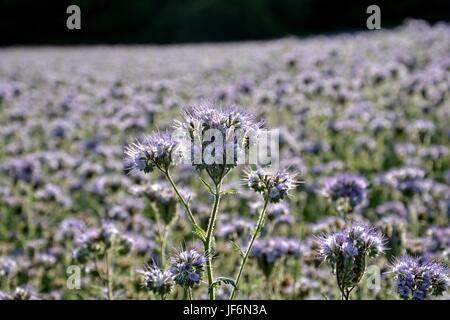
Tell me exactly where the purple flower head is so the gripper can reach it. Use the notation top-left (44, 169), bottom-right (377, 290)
top-left (73, 222), bottom-right (133, 262)
top-left (124, 131), bottom-right (183, 174)
top-left (382, 166), bottom-right (426, 195)
top-left (392, 255), bottom-right (450, 300)
top-left (0, 256), bottom-right (17, 277)
top-left (251, 237), bottom-right (301, 277)
top-left (244, 168), bottom-right (298, 203)
top-left (169, 249), bottom-right (205, 288)
top-left (318, 225), bottom-right (385, 291)
top-left (375, 201), bottom-right (408, 219)
top-left (323, 174), bottom-right (368, 213)
top-left (266, 202), bottom-right (294, 225)
top-left (140, 265), bottom-right (174, 297)
top-left (175, 103), bottom-right (263, 183)
top-left (217, 215), bottom-right (254, 240)
top-left (54, 217), bottom-right (86, 242)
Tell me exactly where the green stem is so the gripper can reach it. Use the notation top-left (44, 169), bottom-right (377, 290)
top-left (187, 287), bottom-right (193, 300)
top-left (230, 197), bottom-right (269, 300)
top-left (161, 227), bottom-right (168, 268)
top-left (154, 208), bottom-right (168, 268)
top-left (165, 171), bottom-right (201, 233)
top-left (204, 182), bottom-right (223, 300)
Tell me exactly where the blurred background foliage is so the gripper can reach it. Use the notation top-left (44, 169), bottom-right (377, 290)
top-left (0, 0), bottom-right (450, 45)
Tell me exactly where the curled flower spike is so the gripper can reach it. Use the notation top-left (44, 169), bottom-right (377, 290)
top-left (392, 255), bottom-right (450, 300)
top-left (124, 131), bottom-right (184, 174)
top-left (317, 224), bottom-right (385, 299)
top-left (140, 265), bottom-right (174, 298)
top-left (169, 249), bottom-right (206, 289)
top-left (244, 168), bottom-right (298, 203)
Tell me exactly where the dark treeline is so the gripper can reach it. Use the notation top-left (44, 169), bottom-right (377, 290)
top-left (1, 0), bottom-right (450, 45)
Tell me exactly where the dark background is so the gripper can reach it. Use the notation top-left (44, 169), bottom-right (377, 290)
top-left (1, 0), bottom-right (450, 45)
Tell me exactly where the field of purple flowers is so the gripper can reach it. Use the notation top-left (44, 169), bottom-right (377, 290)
top-left (0, 20), bottom-right (449, 300)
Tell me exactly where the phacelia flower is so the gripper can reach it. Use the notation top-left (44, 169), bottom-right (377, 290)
top-left (392, 255), bottom-right (450, 300)
top-left (54, 217), bottom-right (86, 242)
top-left (169, 249), bottom-right (206, 288)
top-left (322, 174), bottom-right (368, 214)
top-left (245, 168), bottom-right (298, 203)
top-left (318, 225), bottom-right (385, 298)
top-left (140, 265), bottom-right (174, 297)
top-left (73, 222), bottom-right (133, 263)
top-left (251, 237), bottom-right (301, 277)
top-left (175, 103), bottom-right (262, 184)
top-left (382, 166), bottom-right (426, 195)
top-left (133, 182), bottom-right (182, 224)
top-left (124, 131), bottom-right (184, 174)
top-left (374, 201), bottom-right (408, 219)
top-left (0, 256), bottom-right (17, 278)
top-left (217, 215), bottom-right (254, 240)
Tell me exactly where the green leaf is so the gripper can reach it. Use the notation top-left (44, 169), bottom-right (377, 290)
top-left (208, 277), bottom-right (237, 294)
top-left (216, 277), bottom-right (237, 288)
top-left (221, 189), bottom-right (237, 196)
top-left (192, 225), bottom-right (206, 242)
top-left (229, 240), bottom-right (244, 258)
top-left (199, 176), bottom-right (215, 194)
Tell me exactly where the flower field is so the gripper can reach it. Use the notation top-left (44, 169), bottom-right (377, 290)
top-left (0, 20), bottom-right (449, 300)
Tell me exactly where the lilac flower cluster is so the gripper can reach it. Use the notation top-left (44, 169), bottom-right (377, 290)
top-left (245, 168), bottom-right (298, 203)
top-left (392, 255), bottom-right (450, 300)
top-left (322, 174), bottom-right (368, 214)
top-left (169, 249), bottom-right (206, 288)
top-left (140, 265), bottom-right (174, 297)
top-left (381, 166), bottom-right (426, 195)
top-left (175, 103), bottom-right (262, 183)
top-left (251, 237), bottom-right (301, 277)
top-left (124, 131), bottom-right (183, 174)
top-left (73, 222), bottom-right (133, 263)
top-left (318, 225), bottom-right (384, 297)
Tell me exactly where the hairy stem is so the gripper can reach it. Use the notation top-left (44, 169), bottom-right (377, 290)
top-left (204, 182), bottom-right (222, 300)
top-left (187, 287), bottom-right (193, 300)
top-left (154, 208), bottom-right (169, 268)
top-left (230, 197), bottom-right (269, 300)
top-left (165, 170), bottom-right (202, 233)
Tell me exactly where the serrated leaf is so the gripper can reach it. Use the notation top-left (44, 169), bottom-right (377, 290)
top-left (199, 176), bottom-right (215, 194)
top-left (229, 240), bottom-right (244, 258)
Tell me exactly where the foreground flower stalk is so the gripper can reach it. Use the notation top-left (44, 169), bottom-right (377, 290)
top-left (230, 168), bottom-right (297, 299)
top-left (318, 225), bottom-right (385, 300)
top-left (204, 180), bottom-right (223, 300)
top-left (230, 197), bottom-right (269, 300)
